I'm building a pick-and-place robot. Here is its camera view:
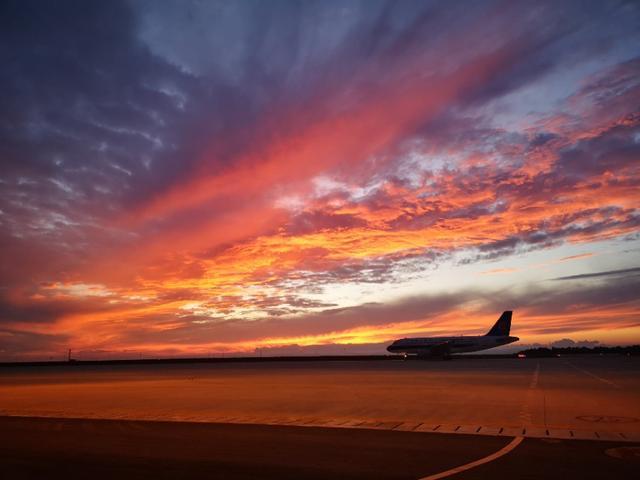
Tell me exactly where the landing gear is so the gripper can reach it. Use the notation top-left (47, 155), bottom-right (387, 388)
top-left (416, 352), bottom-right (452, 361)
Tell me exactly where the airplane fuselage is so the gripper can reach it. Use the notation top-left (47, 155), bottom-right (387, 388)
top-left (387, 334), bottom-right (519, 355)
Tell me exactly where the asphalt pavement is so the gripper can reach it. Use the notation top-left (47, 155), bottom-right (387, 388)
top-left (1, 416), bottom-right (638, 480)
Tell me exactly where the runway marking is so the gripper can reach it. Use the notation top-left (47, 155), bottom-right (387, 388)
top-left (529, 362), bottom-right (540, 389)
top-left (564, 362), bottom-right (621, 388)
top-left (333, 419), bottom-right (350, 426)
top-left (519, 361), bottom-right (540, 427)
top-left (418, 436), bottom-right (524, 480)
top-left (4, 413), bottom-right (637, 442)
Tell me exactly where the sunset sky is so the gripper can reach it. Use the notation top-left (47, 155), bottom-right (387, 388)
top-left (1, 0), bottom-right (639, 360)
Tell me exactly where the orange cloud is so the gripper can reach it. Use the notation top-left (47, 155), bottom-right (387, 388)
top-left (480, 268), bottom-right (519, 275)
top-left (558, 253), bottom-right (594, 262)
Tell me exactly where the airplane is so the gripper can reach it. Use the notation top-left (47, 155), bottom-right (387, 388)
top-left (386, 311), bottom-right (519, 357)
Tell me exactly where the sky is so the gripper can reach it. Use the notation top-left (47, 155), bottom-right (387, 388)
top-left (1, 0), bottom-right (639, 360)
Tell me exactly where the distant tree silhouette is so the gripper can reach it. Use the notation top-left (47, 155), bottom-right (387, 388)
top-left (519, 345), bottom-right (640, 357)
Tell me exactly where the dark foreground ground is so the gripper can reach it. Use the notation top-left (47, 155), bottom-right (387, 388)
top-left (1, 416), bottom-right (638, 480)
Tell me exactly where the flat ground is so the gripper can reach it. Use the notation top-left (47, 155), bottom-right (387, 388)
top-left (1, 416), bottom-right (638, 480)
top-left (1, 356), bottom-right (639, 478)
top-left (1, 356), bottom-right (638, 435)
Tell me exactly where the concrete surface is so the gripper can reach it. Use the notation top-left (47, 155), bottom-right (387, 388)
top-left (1, 416), bottom-right (638, 480)
top-left (1, 356), bottom-right (639, 441)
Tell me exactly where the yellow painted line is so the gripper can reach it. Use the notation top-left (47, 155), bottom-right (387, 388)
top-left (418, 436), bottom-right (524, 480)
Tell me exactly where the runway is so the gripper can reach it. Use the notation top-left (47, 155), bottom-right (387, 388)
top-left (1, 416), bottom-right (638, 479)
top-left (1, 356), bottom-right (639, 478)
top-left (1, 356), bottom-right (639, 441)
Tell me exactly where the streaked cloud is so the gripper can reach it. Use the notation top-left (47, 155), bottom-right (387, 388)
top-left (552, 267), bottom-right (640, 281)
top-left (1, 0), bottom-right (639, 359)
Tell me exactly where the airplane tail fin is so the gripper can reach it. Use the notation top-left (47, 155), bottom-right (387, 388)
top-left (486, 311), bottom-right (512, 336)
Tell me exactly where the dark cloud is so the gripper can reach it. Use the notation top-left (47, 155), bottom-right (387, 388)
top-left (480, 274), bottom-right (640, 324)
top-left (0, 291), bottom-right (127, 324)
top-left (0, 0), bottom-right (201, 287)
top-left (557, 123), bottom-right (640, 181)
top-left (0, 0), bottom-right (305, 287)
top-left (93, 270), bottom-right (640, 349)
top-left (1, 1), bottom-right (639, 357)
top-left (284, 210), bottom-right (368, 236)
top-left (550, 338), bottom-right (600, 348)
top-left (552, 267), bottom-right (640, 281)
top-left (268, 250), bottom-right (445, 289)
top-left (0, 328), bottom-right (70, 360)
top-left (109, 291), bottom-right (476, 346)
top-left (1, 254), bottom-right (638, 357)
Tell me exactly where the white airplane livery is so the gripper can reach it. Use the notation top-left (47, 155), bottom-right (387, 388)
top-left (387, 311), bottom-right (519, 357)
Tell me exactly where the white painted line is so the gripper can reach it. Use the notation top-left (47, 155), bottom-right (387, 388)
top-left (626, 432), bottom-right (640, 442)
top-left (548, 428), bottom-right (574, 440)
top-left (529, 362), bottom-right (540, 389)
top-left (415, 424), bottom-right (440, 433)
top-left (6, 413), bottom-right (639, 443)
top-left (595, 431), bottom-right (625, 441)
top-left (564, 361), bottom-right (620, 388)
top-left (433, 424), bottom-right (461, 434)
top-left (323, 419), bottom-right (351, 427)
top-left (418, 436), bottom-right (524, 480)
top-left (523, 427), bottom-right (548, 438)
top-left (457, 425), bottom-right (482, 435)
top-left (571, 430), bottom-right (600, 441)
top-left (263, 418), bottom-right (288, 425)
top-left (394, 422), bottom-right (423, 431)
top-left (342, 420), bottom-right (366, 427)
top-left (378, 421), bottom-right (403, 430)
top-left (498, 427), bottom-right (523, 437)
top-left (357, 421), bottom-right (383, 429)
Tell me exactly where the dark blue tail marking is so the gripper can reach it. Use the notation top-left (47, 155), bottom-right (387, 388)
top-left (486, 311), bottom-right (512, 336)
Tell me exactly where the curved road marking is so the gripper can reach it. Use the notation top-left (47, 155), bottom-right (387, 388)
top-left (418, 436), bottom-right (524, 480)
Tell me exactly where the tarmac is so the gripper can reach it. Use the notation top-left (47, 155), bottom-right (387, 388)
top-left (1, 356), bottom-right (639, 478)
top-left (1, 356), bottom-right (638, 440)
top-left (1, 416), bottom-right (638, 479)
